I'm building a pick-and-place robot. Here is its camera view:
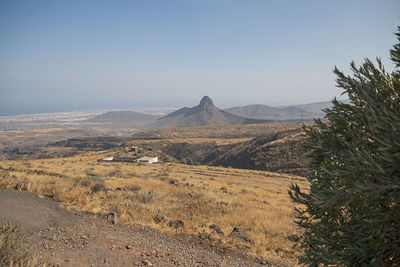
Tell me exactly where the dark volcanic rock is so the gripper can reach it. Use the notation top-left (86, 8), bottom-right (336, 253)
top-left (228, 227), bottom-right (254, 244)
top-left (209, 224), bottom-right (224, 235)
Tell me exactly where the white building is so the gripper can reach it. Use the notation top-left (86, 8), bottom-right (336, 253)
top-left (100, 156), bottom-right (159, 164)
top-left (136, 156), bottom-right (158, 163)
top-left (101, 157), bottom-right (114, 161)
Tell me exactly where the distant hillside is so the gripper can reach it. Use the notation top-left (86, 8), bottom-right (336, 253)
top-left (226, 104), bottom-right (316, 120)
top-left (130, 125), bottom-right (309, 176)
top-left (51, 136), bottom-right (128, 150)
top-left (290, 99), bottom-right (350, 114)
top-left (290, 101), bottom-right (332, 114)
top-left (84, 111), bottom-right (161, 127)
top-left (131, 121), bottom-right (303, 140)
top-left (228, 100), bottom-right (351, 121)
top-left (209, 128), bottom-right (308, 176)
top-left (149, 96), bottom-right (271, 129)
top-left (143, 128), bottom-right (308, 176)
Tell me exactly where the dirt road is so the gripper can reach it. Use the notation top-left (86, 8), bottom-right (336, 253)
top-left (0, 189), bottom-right (279, 266)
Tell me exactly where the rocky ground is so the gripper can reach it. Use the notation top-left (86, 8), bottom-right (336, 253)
top-left (0, 189), bottom-right (285, 267)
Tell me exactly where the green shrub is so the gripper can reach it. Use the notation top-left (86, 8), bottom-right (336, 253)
top-left (289, 26), bottom-right (400, 266)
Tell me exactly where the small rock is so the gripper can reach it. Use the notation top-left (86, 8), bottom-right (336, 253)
top-left (107, 205), bottom-right (121, 225)
top-left (142, 260), bottom-right (153, 266)
top-left (209, 224), bottom-right (224, 235)
top-left (260, 260), bottom-right (270, 265)
top-left (228, 227), bottom-right (254, 244)
top-left (168, 179), bottom-right (179, 185)
top-left (199, 233), bottom-right (207, 240)
top-left (126, 244), bottom-right (132, 249)
top-left (153, 212), bottom-right (171, 224)
top-left (168, 219), bottom-right (184, 230)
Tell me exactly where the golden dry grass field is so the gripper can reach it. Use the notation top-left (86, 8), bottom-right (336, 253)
top-left (0, 152), bottom-right (308, 265)
top-left (132, 122), bottom-right (304, 139)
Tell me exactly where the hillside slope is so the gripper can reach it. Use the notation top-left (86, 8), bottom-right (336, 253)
top-left (226, 104), bottom-right (316, 120)
top-left (209, 129), bottom-right (307, 176)
top-left (132, 127), bottom-right (308, 176)
top-left (84, 111), bottom-right (161, 127)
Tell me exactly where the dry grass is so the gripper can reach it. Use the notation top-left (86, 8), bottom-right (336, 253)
top-left (130, 137), bottom-right (252, 146)
top-left (132, 122), bottom-right (304, 140)
top-left (0, 221), bottom-right (39, 267)
top-left (0, 153), bottom-right (308, 265)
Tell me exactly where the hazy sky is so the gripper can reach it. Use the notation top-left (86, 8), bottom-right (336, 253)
top-left (1, 0), bottom-right (399, 115)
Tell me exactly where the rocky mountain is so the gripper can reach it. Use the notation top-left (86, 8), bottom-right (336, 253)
top-left (84, 111), bottom-right (161, 128)
top-left (208, 128), bottom-right (308, 176)
top-left (149, 96), bottom-right (271, 129)
top-left (225, 104), bottom-right (316, 121)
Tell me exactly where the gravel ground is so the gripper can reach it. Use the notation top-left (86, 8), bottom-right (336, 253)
top-left (0, 189), bottom-right (286, 267)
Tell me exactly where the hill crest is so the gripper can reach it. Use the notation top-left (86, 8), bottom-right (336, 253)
top-left (153, 96), bottom-right (271, 129)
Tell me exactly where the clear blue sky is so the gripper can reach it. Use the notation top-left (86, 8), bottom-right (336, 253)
top-left (1, 0), bottom-right (399, 115)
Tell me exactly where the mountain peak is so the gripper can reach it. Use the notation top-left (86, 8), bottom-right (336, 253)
top-left (199, 96), bottom-right (214, 108)
top-left (152, 96), bottom-right (272, 129)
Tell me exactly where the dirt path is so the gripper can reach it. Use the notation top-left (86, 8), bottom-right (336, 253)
top-left (0, 189), bottom-right (281, 267)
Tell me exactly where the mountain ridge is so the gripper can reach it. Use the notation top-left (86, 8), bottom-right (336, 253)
top-left (150, 96), bottom-right (272, 129)
top-left (226, 104), bottom-right (319, 120)
top-left (83, 110), bottom-right (161, 128)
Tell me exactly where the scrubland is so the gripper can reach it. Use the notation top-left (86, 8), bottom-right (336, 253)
top-left (0, 152), bottom-right (308, 265)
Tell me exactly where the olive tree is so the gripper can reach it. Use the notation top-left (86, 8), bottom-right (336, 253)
top-left (289, 26), bottom-right (400, 266)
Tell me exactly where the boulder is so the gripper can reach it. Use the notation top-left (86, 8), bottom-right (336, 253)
top-left (209, 224), bottom-right (224, 235)
top-left (168, 220), bottom-right (184, 230)
top-left (107, 205), bottom-right (121, 224)
top-left (228, 227), bottom-right (254, 244)
top-left (153, 212), bottom-right (171, 224)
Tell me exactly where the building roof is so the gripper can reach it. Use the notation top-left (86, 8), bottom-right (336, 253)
top-left (137, 156), bottom-right (158, 160)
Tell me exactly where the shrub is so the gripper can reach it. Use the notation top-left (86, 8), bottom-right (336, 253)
top-left (90, 182), bottom-right (106, 193)
top-left (289, 26), bottom-right (400, 265)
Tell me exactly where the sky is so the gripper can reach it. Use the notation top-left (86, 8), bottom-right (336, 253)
top-left (1, 0), bottom-right (399, 115)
